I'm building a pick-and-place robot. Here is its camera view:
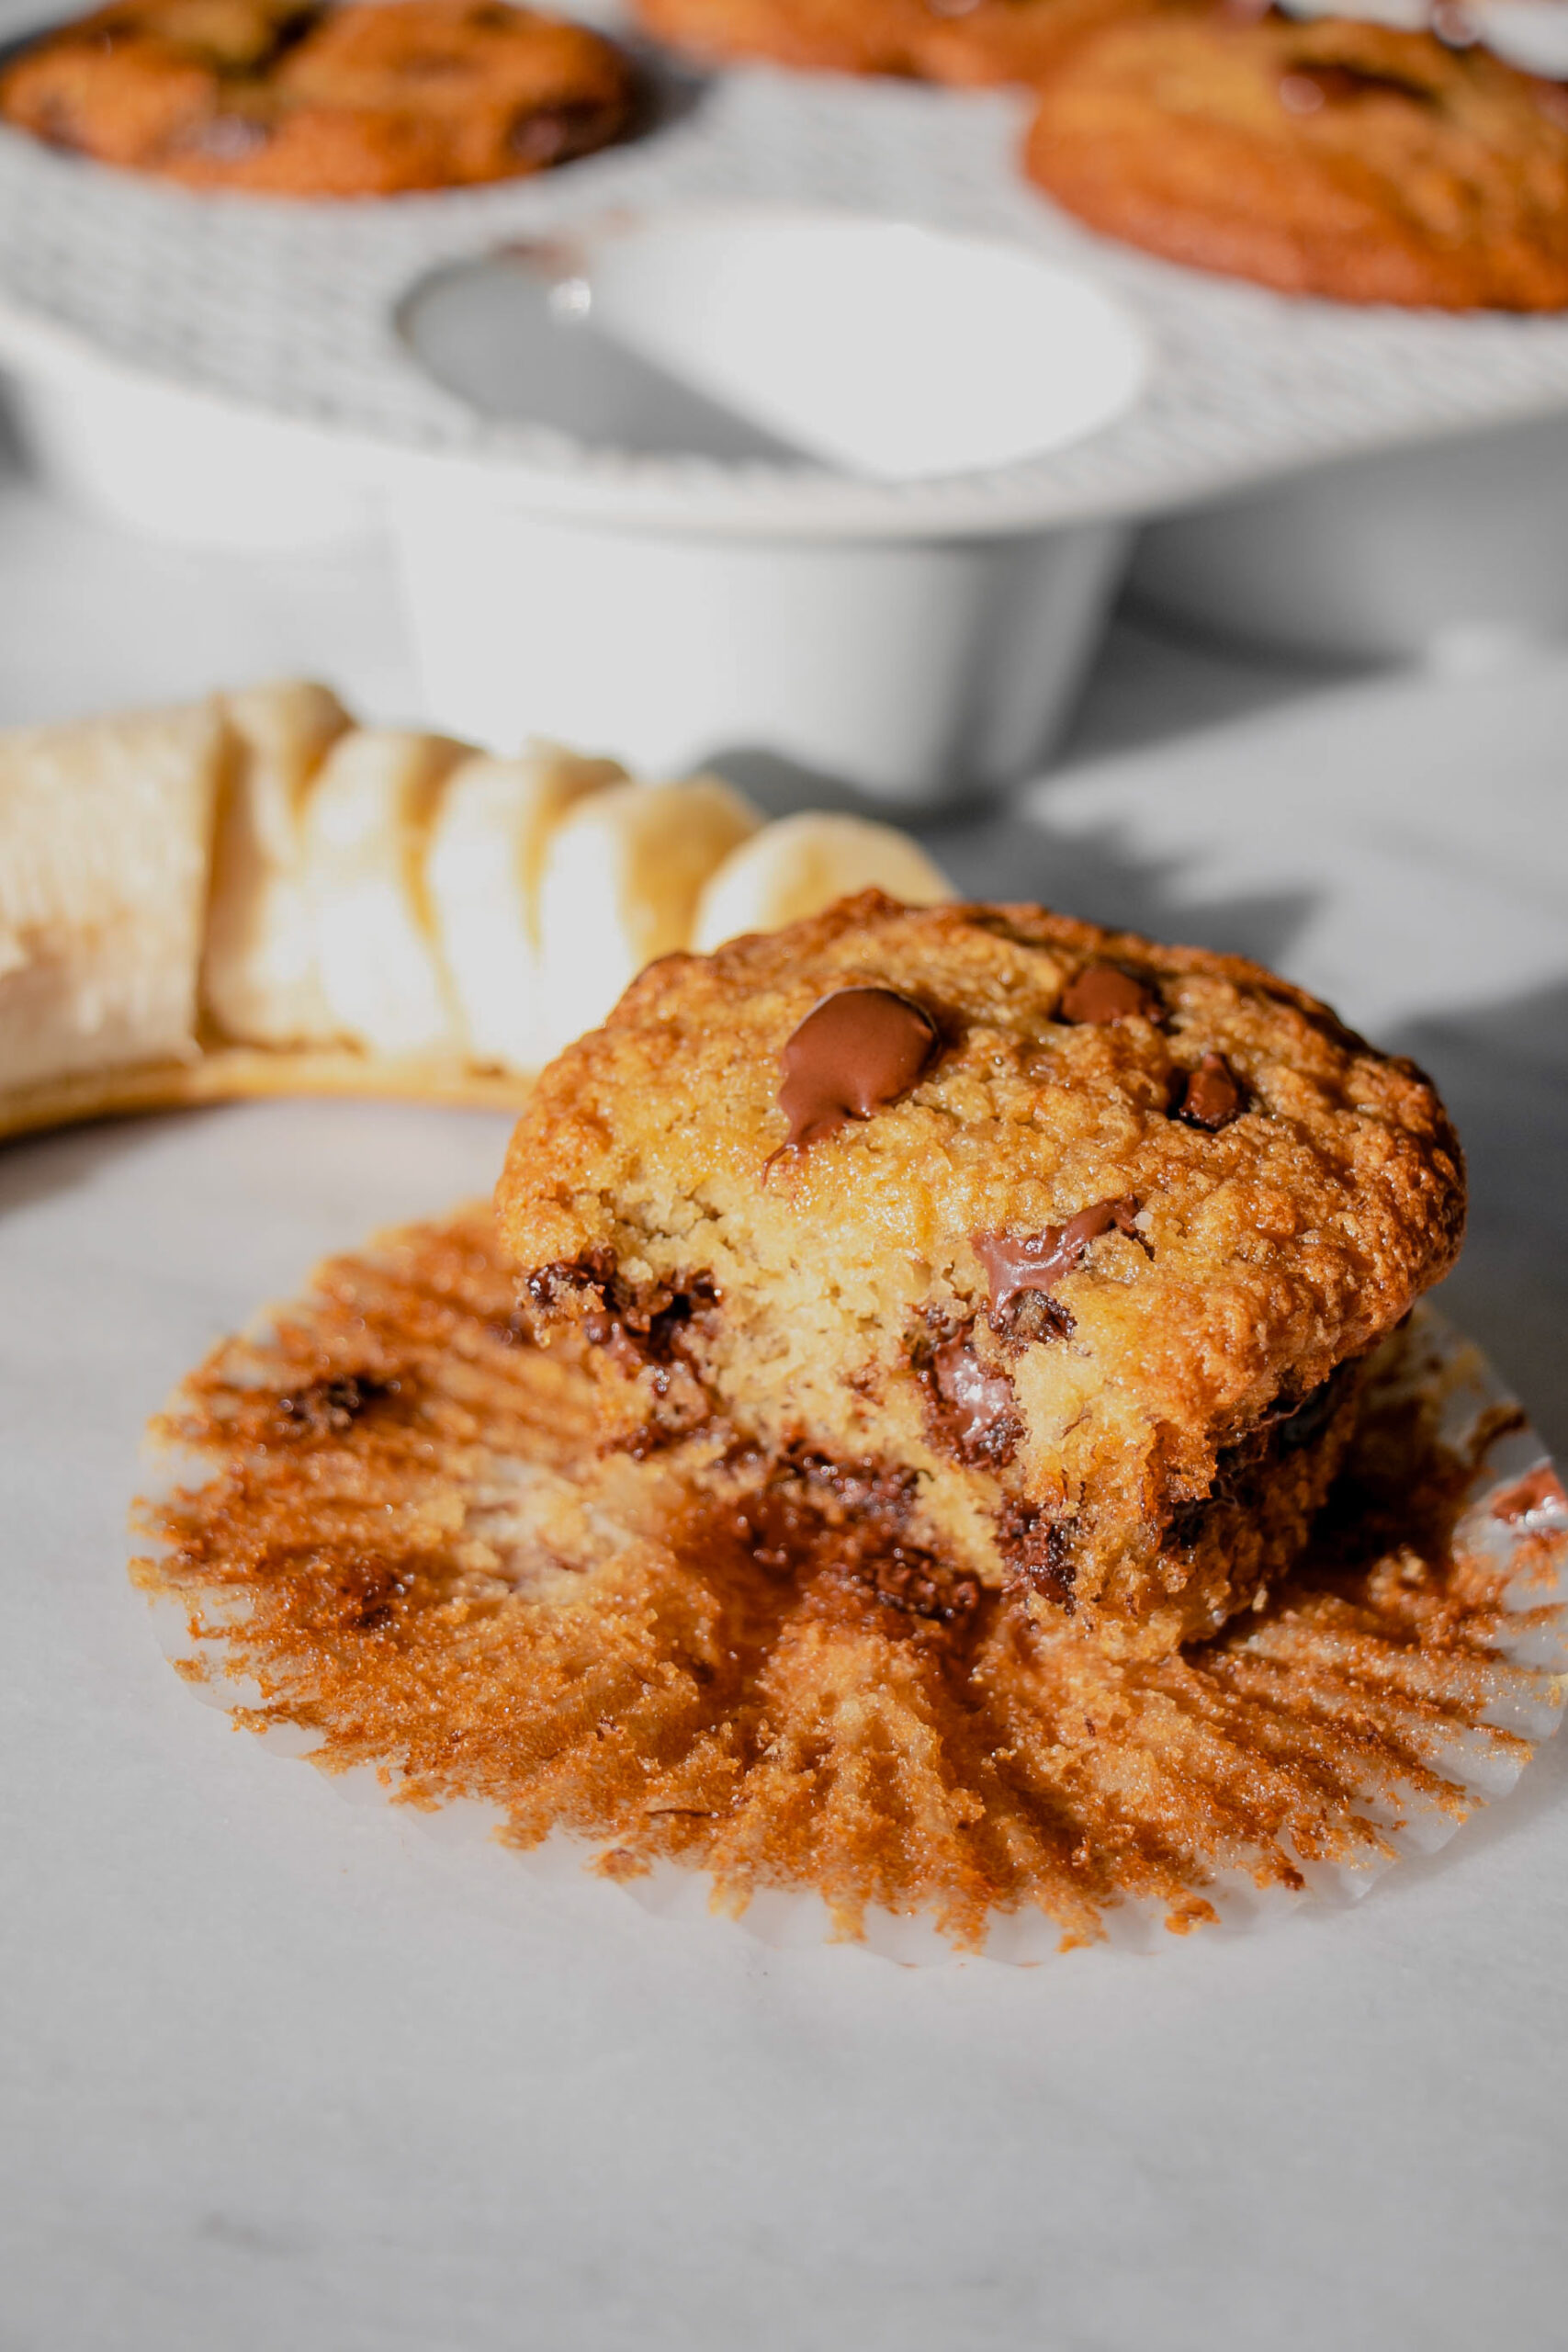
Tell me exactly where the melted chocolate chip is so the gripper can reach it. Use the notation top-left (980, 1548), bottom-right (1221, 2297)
top-left (31, 96), bottom-right (83, 150)
top-left (855, 1546), bottom-right (981, 1625)
top-left (189, 111), bottom-right (270, 159)
top-left (277, 1374), bottom-right (399, 1436)
top-left (1279, 62), bottom-right (1429, 114)
top-left (509, 98), bottom-right (615, 164)
top-left (315, 1554), bottom-right (412, 1634)
top-left (775, 987), bottom-right (938, 1152)
top-left (1058, 964), bottom-right (1160, 1025)
top-left (1175, 1053), bottom-right (1242, 1132)
top-left (728, 1447), bottom-right (976, 1623)
top-left (990, 1288), bottom-right (1076, 1349)
top-left (914, 1326), bottom-right (1021, 1466)
top-left (1168, 1361), bottom-right (1359, 1548)
top-left (975, 1196), bottom-right (1145, 1317)
top-left (1259, 1365), bottom-right (1353, 1454)
top-left (996, 1502), bottom-right (1077, 1610)
top-left (525, 1251), bottom-right (716, 1368)
top-left (931, 1339), bottom-right (1019, 1455)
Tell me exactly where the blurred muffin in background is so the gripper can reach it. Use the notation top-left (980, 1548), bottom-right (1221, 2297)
top-left (0, 0), bottom-right (639, 196)
top-left (632, 0), bottom-right (1168, 82)
top-left (1023, 8), bottom-right (1568, 309)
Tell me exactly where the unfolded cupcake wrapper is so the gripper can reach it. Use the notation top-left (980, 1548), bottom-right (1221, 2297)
top-left (136, 1218), bottom-right (1568, 1968)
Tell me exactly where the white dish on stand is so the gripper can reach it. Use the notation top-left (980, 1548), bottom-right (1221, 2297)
top-left (387, 209), bottom-right (1145, 799)
top-left (1, 55), bottom-right (1568, 788)
top-left (1128, 405), bottom-right (1568, 667)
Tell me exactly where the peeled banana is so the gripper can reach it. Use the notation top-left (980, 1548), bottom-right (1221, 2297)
top-left (0, 701), bottom-right (226, 1092)
top-left (692, 810), bottom-right (953, 954)
top-left (426, 743), bottom-right (626, 1075)
top-left (536, 775), bottom-right (761, 1057)
top-left (0, 680), bottom-right (963, 1137)
top-left (303, 727), bottom-right (473, 1060)
top-left (202, 679), bottom-right (353, 1048)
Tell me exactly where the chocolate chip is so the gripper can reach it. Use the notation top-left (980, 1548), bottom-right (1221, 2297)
top-left (524, 1251), bottom-right (716, 1368)
top-left (1261, 1369), bottom-right (1348, 1454)
top-left (932, 1339), bottom-right (1019, 1453)
top-left (775, 987), bottom-right (938, 1153)
top-left (277, 1374), bottom-right (398, 1436)
top-left (726, 1446), bottom-right (976, 1623)
top-left (857, 1546), bottom-right (980, 1625)
top-left (509, 99), bottom-right (612, 164)
top-left (1058, 963), bottom-right (1160, 1026)
top-left (1279, 70), bottom-right (1328, 114)
top-left (1174, 1053), bottom-right (1242, 1132)
top-left (190, 111), bottom-right (270, 159)
top-left (996, 1501), bottom-right (1077, 1610)
top-left (32, 97), bottom-right (82, 152)
top-left (975, 1196), bottom-right (1146, 1319)
top-left (1279, 62), bottom-right (1430, 113)
top-left (915, 1326), bottom-right (1021, 1466)
top-left (991, 1288), bottom-right (1076, 1348)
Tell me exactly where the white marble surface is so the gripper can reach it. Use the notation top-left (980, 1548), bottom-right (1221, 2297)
top-left (2, 451), bottom-right (1567, 2351)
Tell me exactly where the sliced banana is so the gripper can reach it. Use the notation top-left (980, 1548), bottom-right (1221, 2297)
top-left (426, 742), bottom-right (626, 1076)
top-left (202, 679), bottom-right (352, 1048)
top-left (692, 811), bottom-right (953, 955)
top-left (303, 727), bottom-right (474, 1059)
top-left (0, 700), bottom-right (226, 1092)
top-left (536, 775), bottom-right (761, 1057)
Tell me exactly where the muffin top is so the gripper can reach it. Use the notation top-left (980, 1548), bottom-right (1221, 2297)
top-left (1024, 11), bottom-right (1568, 311)
top-left (632, 0), bottom-right (1148, 84)
top-left (498, 890), bottom-right (1466, 1455)
top-left (0, 0), bottom-right (637, 197)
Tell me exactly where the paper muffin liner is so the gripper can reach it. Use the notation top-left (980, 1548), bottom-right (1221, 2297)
top-left (133, 1210), bottom-right (1568, 1967)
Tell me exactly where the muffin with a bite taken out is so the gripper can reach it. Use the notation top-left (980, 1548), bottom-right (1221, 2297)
top-left (497, 891), bottom-right (1466, 1661)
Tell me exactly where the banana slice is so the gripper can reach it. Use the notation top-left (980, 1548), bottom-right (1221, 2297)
top-left (691, 811), bottom-right (953, 955)
top-left (202, 679), bottom-right (352, 1048)
top-left (536, 775), bottom-right (761, 1057)
top-left (0, 700), bottom-right (226, 1092)
top-left (303, 727), bottom-right (474, 1059)
top-left (426, 743), bottom-right (626, 1075)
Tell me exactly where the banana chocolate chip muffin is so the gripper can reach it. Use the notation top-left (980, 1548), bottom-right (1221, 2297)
top-left (1023, 9), bottom-right (1568, 311)
top-left (496, 892), bottom-right (1465, 1660)
top-left (0, 0), bottom-right (637, 197)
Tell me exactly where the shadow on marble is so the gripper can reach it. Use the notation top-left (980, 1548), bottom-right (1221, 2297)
top-left (0, 1105), bottom-right (206, 1218)
top-left (1396, 978), bottom-right (1568, 1464)
top-left (925, 801), bottom-right (1322, 982)
top-left (1065, 605), bottom-right (1376, 766)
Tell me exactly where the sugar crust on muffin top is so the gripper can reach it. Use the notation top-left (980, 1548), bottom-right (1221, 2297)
top-left (496, 891), bottom-right (1466, 1658)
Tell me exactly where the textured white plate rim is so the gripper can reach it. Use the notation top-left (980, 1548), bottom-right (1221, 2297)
top-left (142, 1303), bottom-right (1568, 1969)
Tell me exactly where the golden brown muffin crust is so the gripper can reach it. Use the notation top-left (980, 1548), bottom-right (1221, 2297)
top-left (497, 892), bottom-right (1466, 1656)
top-left (1024, 11), bottom-right (1568, 311)
top-left (630, 0), bottom-right (933, 75)
top-left (912, 0), bottom-right (1171, 85)
top-left (632, 0), bottom-right (1166, 81)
